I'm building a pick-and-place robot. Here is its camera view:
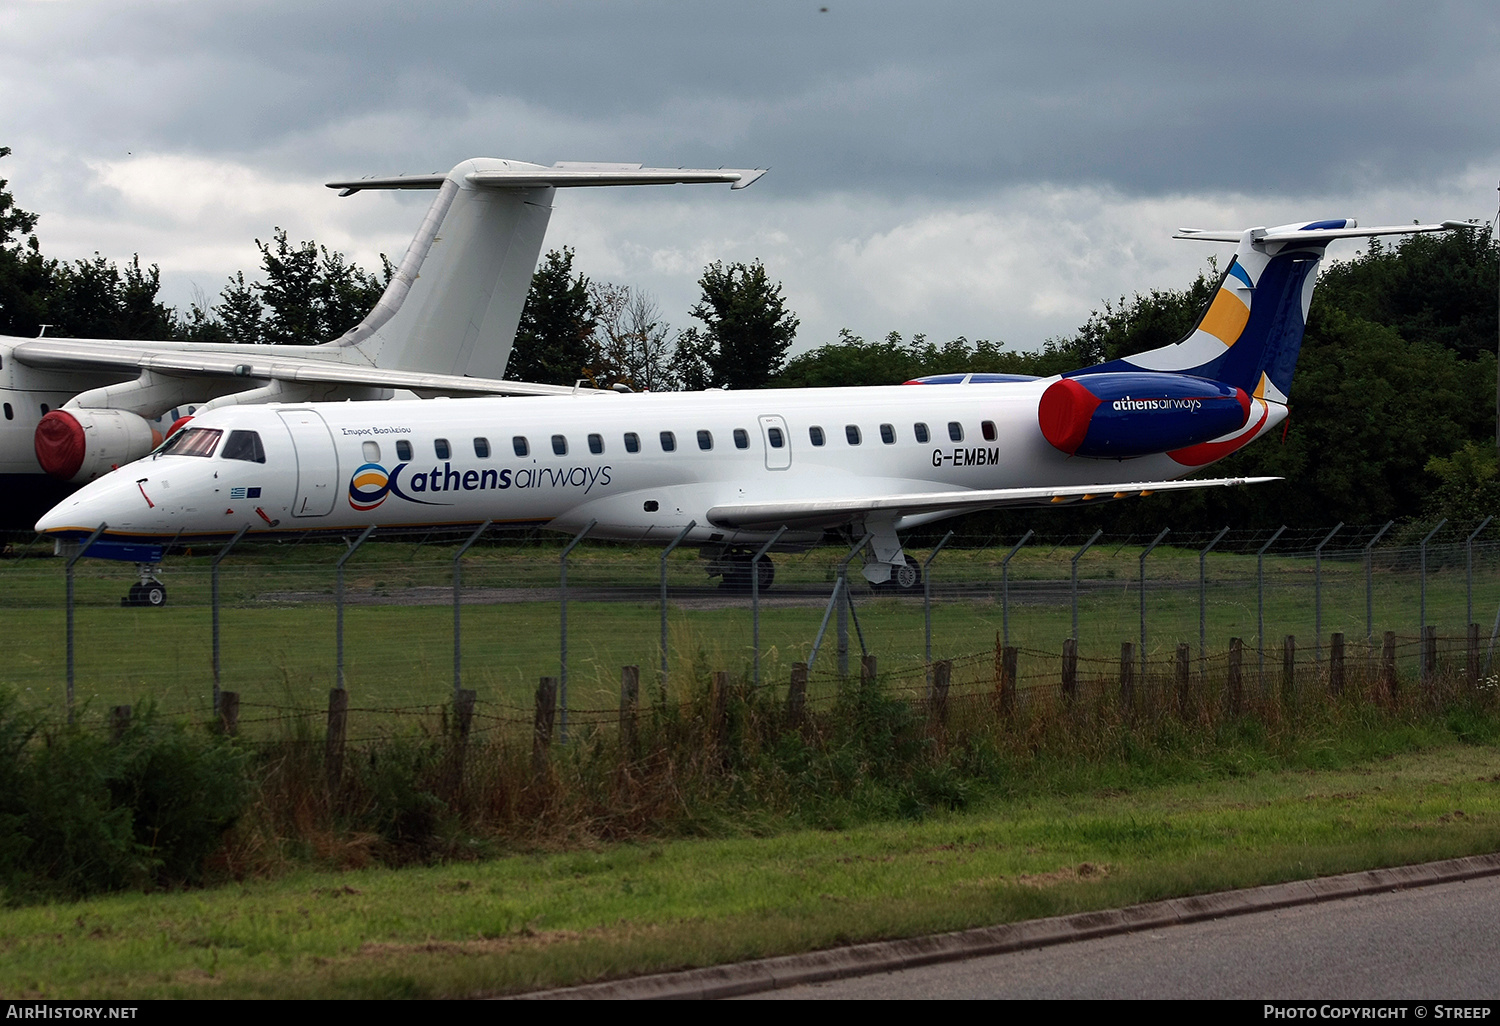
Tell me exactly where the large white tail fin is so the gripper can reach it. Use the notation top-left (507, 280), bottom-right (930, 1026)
top-left (321, 158), bottom-right (764, 380)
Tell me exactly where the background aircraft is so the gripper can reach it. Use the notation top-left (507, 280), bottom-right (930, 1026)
top-left (36, 218), bottom-right (1466, 596)
top-left (1, 157), bottom-right (763, 526)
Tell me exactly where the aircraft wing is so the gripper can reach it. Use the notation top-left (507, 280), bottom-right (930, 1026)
top-left (8, 338), bottom-right (605, 398)
top-left (706, 476), bottom-right (1277, 531)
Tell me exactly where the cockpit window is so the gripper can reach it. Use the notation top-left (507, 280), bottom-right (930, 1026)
top-left (223, 430), bottom-right (266, 463)
top-left (159, 427), bottom-right (222, 458)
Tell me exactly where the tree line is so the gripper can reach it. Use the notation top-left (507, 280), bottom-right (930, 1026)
top-left (2, 147), bottom-right (1495, 533)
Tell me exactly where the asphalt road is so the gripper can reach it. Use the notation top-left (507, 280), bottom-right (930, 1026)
top-left (747, 875), bottom-right (1500, 999)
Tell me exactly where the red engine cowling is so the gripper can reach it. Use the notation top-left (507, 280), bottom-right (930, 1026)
top-left (34, 409), bottom-right (163, 483)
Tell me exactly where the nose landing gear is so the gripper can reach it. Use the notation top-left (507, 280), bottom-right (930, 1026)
top-left (121, 563), bottom-right (167, 607)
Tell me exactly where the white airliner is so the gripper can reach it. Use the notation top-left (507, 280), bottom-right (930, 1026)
top-left (35, 217), bottom-right (1467, 599)
top-left (0, 157), bottom-right (763, 524)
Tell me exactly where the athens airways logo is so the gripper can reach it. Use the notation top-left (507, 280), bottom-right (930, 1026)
top-left (347, 460), bottom-right (613, 511)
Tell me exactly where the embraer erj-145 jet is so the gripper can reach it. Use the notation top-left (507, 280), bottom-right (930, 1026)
top-left (36, 217), bottom-right (1469, 596)
top-left (0, 157), bottom-right (763, 525)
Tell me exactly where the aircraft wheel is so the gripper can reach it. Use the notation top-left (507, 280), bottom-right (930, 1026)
top-left (756, 557), bottom-right (775, 591)
top-left (893, 558), bottom-right (921, 590)
top-left (143, 582), bottom-right (167, 607)
top-left (123, 583), bottom-right (144, 607)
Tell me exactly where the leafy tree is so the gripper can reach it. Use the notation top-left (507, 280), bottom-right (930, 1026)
top-left (47, 254), bottom-right (176, 339)
top-left (1421, 441), bottom-right (1500, 527)
top-left (687, 260), bottom-right (799, 389)
top-left (505, 247), bottom-right (599, 385)
top-left (776, 329), bottom-right (1042, 387)
top-left (226, 229), bottom-right (390, 345)
top-left (0, 146), bottom-right (51, 337)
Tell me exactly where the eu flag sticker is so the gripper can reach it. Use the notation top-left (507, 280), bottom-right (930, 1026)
top-left (248, 487), bottom-right (262, 498)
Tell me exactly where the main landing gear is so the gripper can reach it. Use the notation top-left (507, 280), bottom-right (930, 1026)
top-left (708, 549), bottom-right (776, 592)
top-left (121, 563), bottom-right (167, 607)
top-left (870, 555), bottom-right (922, 593)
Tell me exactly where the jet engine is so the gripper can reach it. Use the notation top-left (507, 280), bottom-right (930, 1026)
top-left (1038, 372), bottom-right (1250, 460)
top-left (34, 409), bottom-right (163, 483)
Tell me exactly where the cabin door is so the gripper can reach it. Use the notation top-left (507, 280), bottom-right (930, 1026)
top-left (758, 414), bottom-right (791, 471)
top-left (277, 409), bottom-right (340, 517)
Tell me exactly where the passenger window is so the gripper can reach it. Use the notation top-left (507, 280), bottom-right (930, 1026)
top-left (588, 433), bottom-right (604, 455)
top-left (697, 430), bottom-right (713, 451)
top-left (624, 432), bottom-right (641, 453)
top-left (948, 422), bottom-right (963, 442)
top-left (225, 430), bottom-right (267, 463)
top-left (915, 422), bottom-right (930, 444)
top-left (2, 403), bottom-right (11, 421)
top-left (660, 431), bottom-right (676, 452)
top-left (809, 426), bottom-right (825, 446)
top-left (733, 428), bottom-right (749, 449)
top-left (552, 434), bottom-right (568, 456)
top-left (474, 437), bottom-right (490, 458)
top-left (361, 440), bottom-right (379, 463)
top-left (845, 425), bottom-right (861, 445)
top-left (880, 423), bottom-right (895, 445)
top-left (768, 427), bottom-right (785, 448)
top-left (513, 436), bottom-right (529, 457)
top-left (435, 438), bottom-right (451, 460)
top-left (396, 439), bottom-right (412, 461)
top-left (982, 421), bottom-right (997, 442)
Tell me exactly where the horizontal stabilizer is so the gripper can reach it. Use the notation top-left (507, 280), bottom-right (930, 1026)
top-left (329, 162), bottom-right (765, 195)
top-left (707, 476), bottom-right (1277, 532)
top-left (1174, 221), bottom-right (1472, 245)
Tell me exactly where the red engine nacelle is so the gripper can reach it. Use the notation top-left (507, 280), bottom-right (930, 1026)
top-left (34, 409), bottom-right (163, 483)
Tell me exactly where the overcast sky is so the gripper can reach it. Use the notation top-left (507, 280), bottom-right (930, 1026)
top-left (3, 0), bottom-right (1497, 355)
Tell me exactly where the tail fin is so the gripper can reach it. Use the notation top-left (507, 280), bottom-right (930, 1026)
top-left (320, 158), bottom-right (764, 380)
top-left (1071, 219), bottom-right (1465, 404)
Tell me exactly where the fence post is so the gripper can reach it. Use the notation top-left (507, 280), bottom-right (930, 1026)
top-left (1468, 623), bottom-right (1482, 687)
top-left (923, 530), bottom-right (955, 667)
top-left (860, 654), bottom-right (878, 690)
top-left (1119, 641), bottom-right (1135, 714)
top-left (1468, 518), bottom-right (1493, 628)
top-left (786, 661), bottom-right (808, 728)
top-left (558, 519), bottom-right (597, 745)
top-left (751, 526), bottom-right (787, 686)
top-left (1001, 530), bottom-right (1034, 648)
top-left (1314, 523), bottom-right (1343, 668)
top-left (335, 525), bottom-right (377, 693)
top-left (532, 676), bottom-right (557, 783)
top-left (1062, 638), bottom-right (1078, 700)
top-left (1226, 637), bottom-right (1243, 716)
top-left (1282, 635), bottom-right (1296, 707)
top-left (1257, 526), bottom-right (1287, 696)
top-left (452, 520), bottom-right (492, 704)
top-left (1381, 632), bottom-right (1398, 701)
top-left (1000, 645), bottom-right (1018, 717)
top-left (929, 660), bottom-right (951, 731)
top-left (218, 691), bottom-right (240, 737)
top-left (1070, 530), bottom-right (1103, 641)
top-left (1329, 632), bottom-right (1345, 697)
top-left (65, 522), bottom-right (108, 725)
top-left (659, 520), bottom-right (697, 690)
top-left (1422, 625), bottom-right (1438, 689)
top-left (1139, 528), bottom-right (1170, 682)
top-left (1175, 643), bottom-right (1190, 718)
top-left (620, 665), bottom-right (640, 758)
top-left (325, 688), bottom-right (349, 794)
top-left (1199, 527), bottom-right (1230, 684)
top-left (1419, 521), bottom-right (1447, 656)
top-left (211, 524), bottom-right (249, 718)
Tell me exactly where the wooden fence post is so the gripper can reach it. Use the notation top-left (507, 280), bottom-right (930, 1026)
top-left (1329, 633), bottom-right (1345, 697)
top-left (218, 691), bottom-right (239, 737)
top-left (110, 704), bottom-right (131, 742)
top-left (454, 688), bottom-right (476, 744)
top-left (619, 665), bottom-right (640, 758)
top-left (1175, 643), bottom-right (1190, 717)
top-left (1000, 646), bottom-right (1018, 717)
top-left (325, 689), bottom-right (348, 794)
top-left (532, 676), bottom-right (557, 783)
top-left (1228, 637), bottom-right (1243, 716)
top-left (929, 660), bottom-right (952, 730)
top-left (786, 661), bottom-right (808, 728)
top-left (860, 655), bottom-right (878, 689)
top-left (1381, 631), bottom-right (1398, 701)
top-left (1062, 638), bottom-right (1078, 700)
top-left (1119, 641), bottom-right (1135, 714)
top-left (1282, 635), bottom-right (1296, 706)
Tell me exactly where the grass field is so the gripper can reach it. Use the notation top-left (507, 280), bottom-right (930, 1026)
top-left (4, 532), bottom-right (1499, 729)
top-left (4, 738), bottom-right (1498, 999)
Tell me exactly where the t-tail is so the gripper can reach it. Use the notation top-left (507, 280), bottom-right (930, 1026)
top-left (1036, 218), bottom-right (1472, 468)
